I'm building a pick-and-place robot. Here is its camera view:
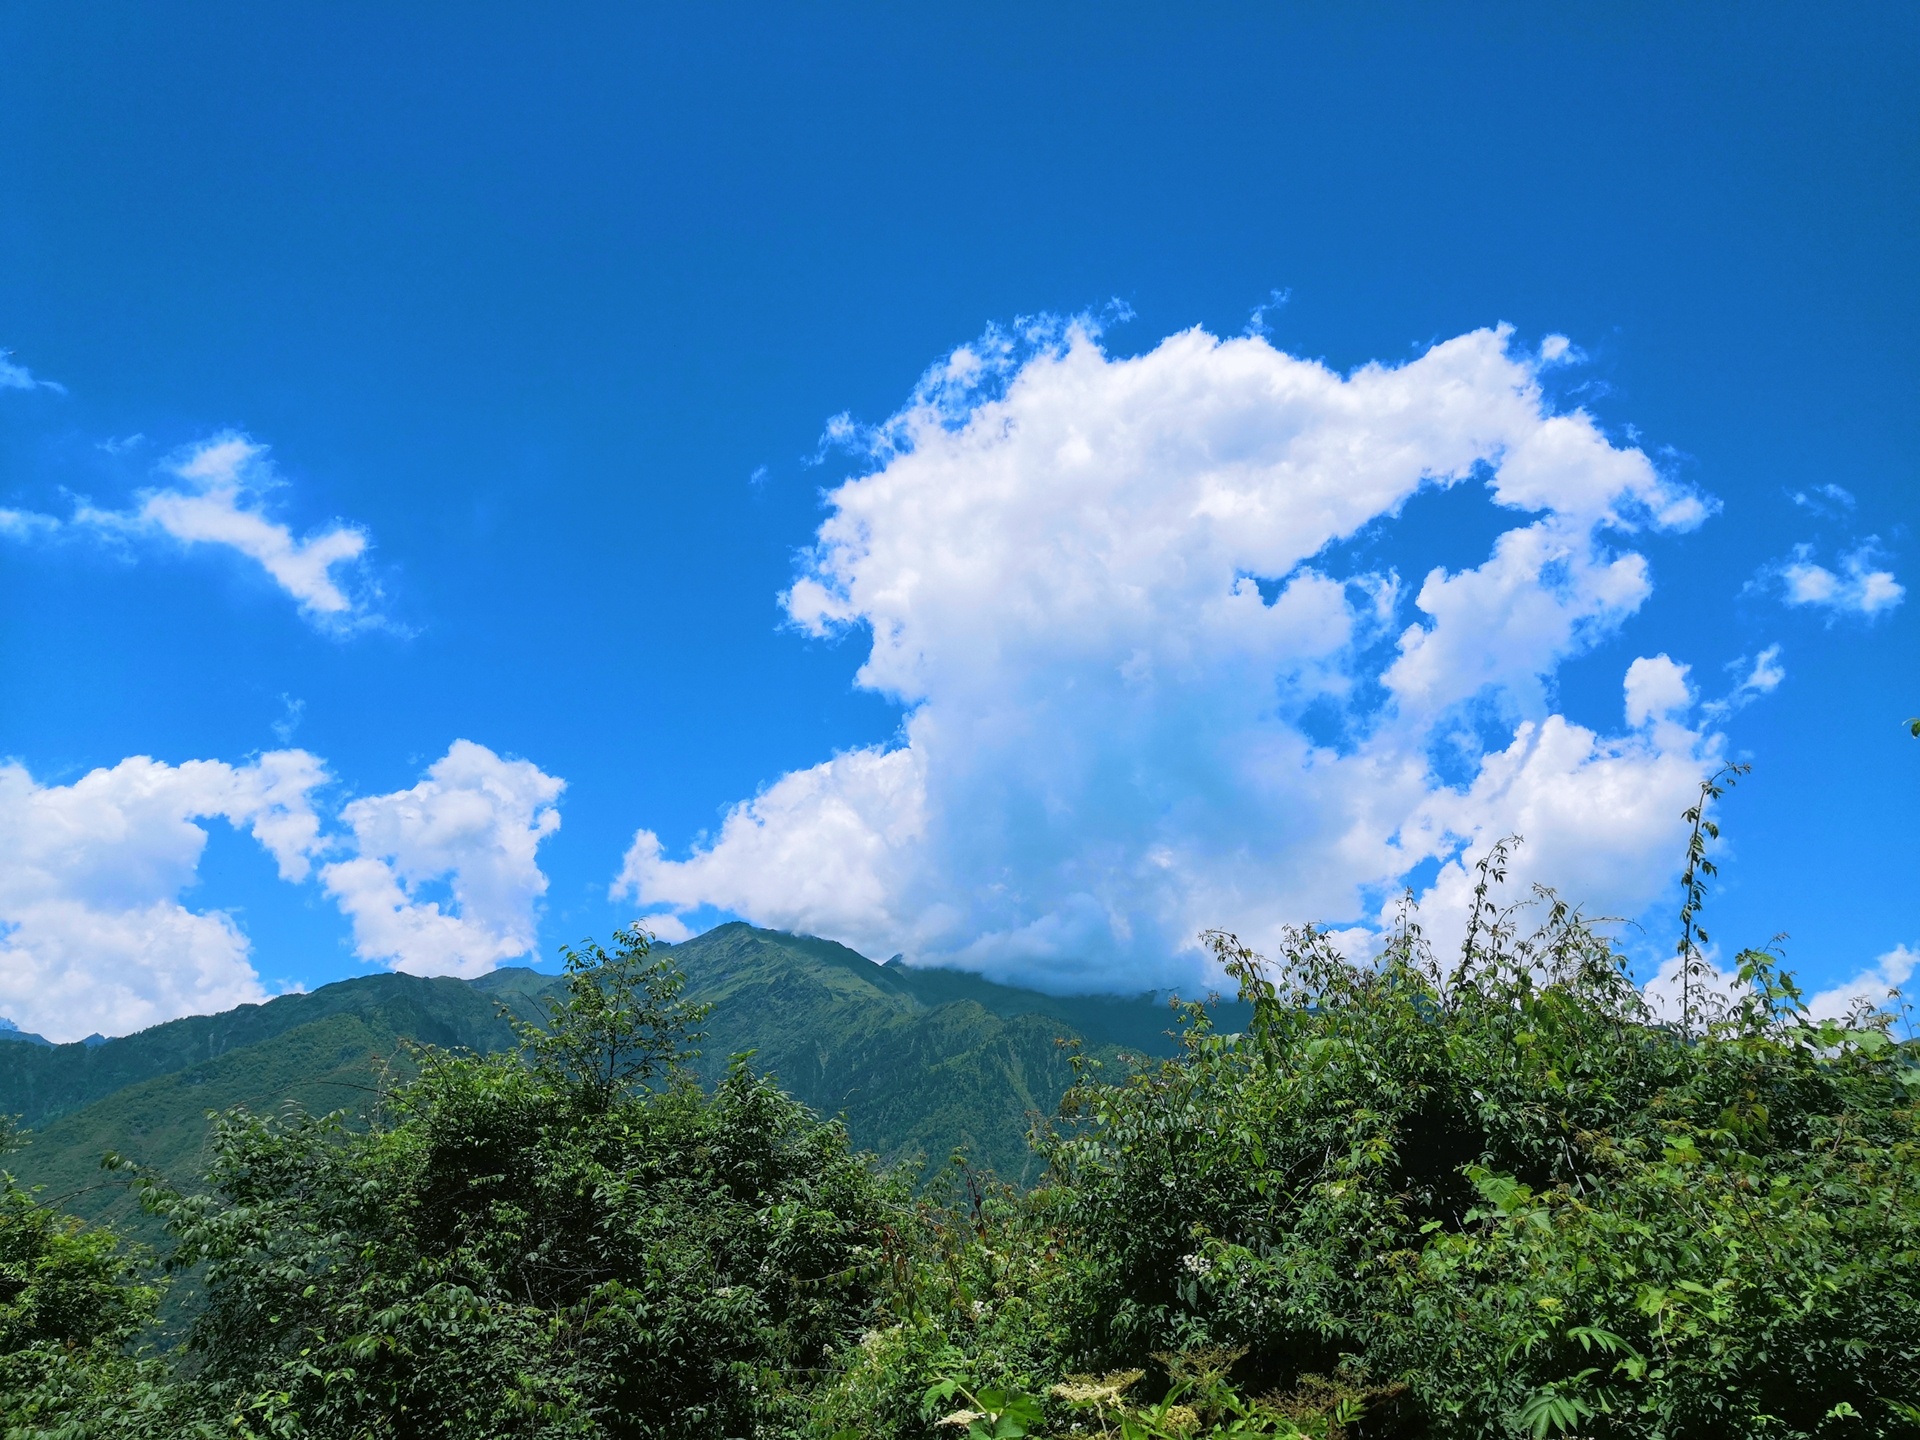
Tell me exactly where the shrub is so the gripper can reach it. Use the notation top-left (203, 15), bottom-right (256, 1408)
top-left (136, 928), bottom-right (906, 1439)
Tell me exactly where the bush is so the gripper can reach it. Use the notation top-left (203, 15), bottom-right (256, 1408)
top-left (1019, 867), bottom-right (1920, 1437)
top-left (0, 1121), bottom-right (209, 1439)
top-left (136, 928), bottom-right (906, 1439)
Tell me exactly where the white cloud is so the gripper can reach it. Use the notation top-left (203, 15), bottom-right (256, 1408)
top-left (0, 750), bottom-right (329, 1042)
top-left (1639, 942), bottom-right (1916, 1028)
top-left (1537, 333), bottom-right (1584, 366)
top-left (3, 432), bottom-right (381, 629)
top-left (1623, 655), bottom-right (1693, 729)
top-left (1638, 948), bottom-right (1747, 1025)
top-left (0, 508), bottom-right (60, 539)
top-left (0, 348), bottom-right (64, 395)
top-left (1763, 541), bottom-right (1905, 619)
top-left (618, 319), bottom-right (1720, 991)
top-left (1805, 944), bottom-right (1917, 1022)
top-left (1402, 710), bottom-right (1714, 964)
top-left (321, 741), bottom-right (564, 979)
top-left (633, 912), bottom-right (694, 944)
top-left (1701, 644), bottom-right (1785, 719)
top-left (1789, 483), bottom-right (1855, 519)
top-left (80, 433), bottom-right (376, 624)
top-left (0, 738), bottom-right (568, 1037)
top-left (1244, 289), bottom-right (1292, 337)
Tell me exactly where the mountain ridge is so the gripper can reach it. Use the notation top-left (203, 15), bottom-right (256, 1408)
top-left (2, 925), bottom-right (1231, 1228)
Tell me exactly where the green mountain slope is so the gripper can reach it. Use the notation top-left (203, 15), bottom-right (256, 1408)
top-left (0, 970), bottom-right (536, 1132)
top-left (2, 924), bottom-right (1217, 1224)
top-left (16, 1011), bottom-right (426, 1240)
top-left (676, 923), bottom-right (1180, 1181)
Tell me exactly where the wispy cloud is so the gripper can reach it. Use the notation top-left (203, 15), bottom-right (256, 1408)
top-left (0, 348), bottom-right (66, 395)
top-left (1700, 643), bottom-right (1785, 719)
top-left (1243, 288), bottom-right (1291, 337)
top-left (0, 508), bottom-right (61, 539)
top-left (4, 431), bottom-right (387, 631)
top-left (81, 434), bottom-right (379, 626)
top-left (1790, 483), bottom-right (1856, 518)
top-left (271, 695), bottom-right (307, 744)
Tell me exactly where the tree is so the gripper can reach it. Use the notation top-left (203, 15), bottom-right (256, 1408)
top-left (135, 931), bottom-right (904, 1439)
top-left (0, 1120), bottom-right (206, 1439)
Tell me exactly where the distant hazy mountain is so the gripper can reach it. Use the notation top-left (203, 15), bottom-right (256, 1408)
top-left (0, 924), bottom-right (1231, 1238)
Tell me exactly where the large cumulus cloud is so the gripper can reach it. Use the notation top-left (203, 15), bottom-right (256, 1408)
top-left (616, 319), bottom-right (1723, 989)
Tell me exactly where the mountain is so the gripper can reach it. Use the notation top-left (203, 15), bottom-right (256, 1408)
top-left (675, 923), bottom-right (1214, 1182)
top-left (0, 1019), bottom-right (52, 1046)
top-left (0, 969), bottom-right (549, 1243)
top-left (0, 924), bottom-right (1227, 1236)
top-left (0, 969), bottom-right (543, 1133)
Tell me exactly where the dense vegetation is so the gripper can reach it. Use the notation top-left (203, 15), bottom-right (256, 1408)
top-left (0, 925), bottom-right (1180, 1235)
top-left (3, 809), bottom-right (1916, 1436)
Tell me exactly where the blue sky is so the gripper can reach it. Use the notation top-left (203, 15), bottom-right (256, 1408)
top-left (0, 3), bottom-right (1914, 1040)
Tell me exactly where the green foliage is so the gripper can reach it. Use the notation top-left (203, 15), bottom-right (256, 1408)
top-left (0, 1120), bottom-right (211, 1440)
top-left (117, 928), bottom-right (906, 1438)
top-left (510, 928), bottom-right (712, 1107)
top-left (1013, 856), bottom-right (1920, 1438)
top-left (0, 1125), bottom-right (154, 1357)
top-left (1674, 764), bottom-right (1749, 1035)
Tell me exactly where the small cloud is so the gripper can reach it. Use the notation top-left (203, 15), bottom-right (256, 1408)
top-left (1740, 643), bottom-right (1786, 694)
top-left (748, 465), bottom-right (769, 488)
top-left (634, 912), bottom-right (693, 943)
top-left (97, 433), bottom-right (147, 455)
top-left (0, 348), bottom-right (66, 396)
top-left (1759, 540), bottom-right (1904, 620)
top-left (271, 695), bottom-right (307, 744)
top-left (73, 431), bottom-right (384, 631)
top-left (1701, 643), bottom-right (1785, 719)
top-left (1537, 334), bottom-right (1585, 367)
top-left (803, 411), bottom-right (862, 468)
top-left (1244, 289), bottom-right (1291, 338)
top-left (1791, 483), bottom-right (1856, 517)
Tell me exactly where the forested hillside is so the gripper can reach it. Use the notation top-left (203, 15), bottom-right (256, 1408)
top-left (0, 923), bottom-right (1198, 1230)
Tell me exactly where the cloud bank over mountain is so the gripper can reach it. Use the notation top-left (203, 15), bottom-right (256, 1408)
top-left (617, 320), bottom-right (1728, 990)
